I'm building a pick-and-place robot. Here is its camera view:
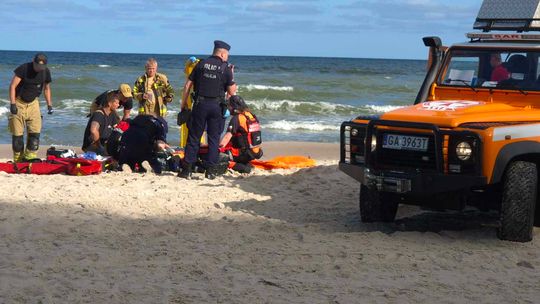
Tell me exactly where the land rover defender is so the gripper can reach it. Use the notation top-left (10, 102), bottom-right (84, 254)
top-left (340, 0), bottom-right (540, 242)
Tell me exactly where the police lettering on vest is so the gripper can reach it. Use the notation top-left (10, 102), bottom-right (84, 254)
top-left (189, 56), bottom-right (234, 99)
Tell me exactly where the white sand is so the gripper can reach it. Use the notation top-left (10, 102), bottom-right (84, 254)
top-left (0, 142), bottom-right (539, 303)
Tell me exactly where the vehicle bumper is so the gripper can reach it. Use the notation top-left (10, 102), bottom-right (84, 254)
top-left (339, 162), bottom-right (487, 194)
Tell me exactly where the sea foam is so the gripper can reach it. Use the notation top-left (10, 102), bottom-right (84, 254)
top-left (242, 84), bottom-right (294, 92)
top-left (262, 120), bottom-right (338, 131)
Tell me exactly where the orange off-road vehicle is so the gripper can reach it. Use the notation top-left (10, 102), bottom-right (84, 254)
top-left (339, 0), bottom-right (540, 242)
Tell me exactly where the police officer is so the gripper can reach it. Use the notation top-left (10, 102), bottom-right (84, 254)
top-left (8, 53), bottom-right (53, 162)
top-left (178, 40), bottom-right (237, 179)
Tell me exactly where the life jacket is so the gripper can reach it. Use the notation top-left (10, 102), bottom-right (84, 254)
top-left (231, 111), bottom-right (262, 159)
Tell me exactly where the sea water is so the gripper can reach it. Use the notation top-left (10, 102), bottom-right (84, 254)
top-left (0, 50), bottom-right (427, 146)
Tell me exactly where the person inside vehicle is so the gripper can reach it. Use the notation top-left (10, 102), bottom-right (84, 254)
top-left (117, 114), bottom-right (170, 174)
top-left (490, 53), bottom-right (510, 82)
top-left (219, 95), bottom-right (263, 174)
top-left (89, 83), bottom-right (133, 120)
top-left (82, 92), bottom-right (120, 155)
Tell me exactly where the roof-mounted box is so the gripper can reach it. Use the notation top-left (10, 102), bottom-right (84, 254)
top-left (474, 0), bottom-right (540, 32)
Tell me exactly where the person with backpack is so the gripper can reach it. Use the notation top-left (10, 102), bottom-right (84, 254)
top-left (219, 95), bottom-right (263, 174)
top-left (8, 53), bottom-right (53, 162)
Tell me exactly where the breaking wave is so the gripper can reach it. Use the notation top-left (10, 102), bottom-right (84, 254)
top-left (247, 99), bottom-right (405, 116)
top-left (242, 84), bottom-right (294, 92)
top-left (262, 120), bottom-right (339, 131)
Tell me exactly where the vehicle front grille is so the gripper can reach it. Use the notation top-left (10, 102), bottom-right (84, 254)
top-left (372, 131), bottom-right (438, 172)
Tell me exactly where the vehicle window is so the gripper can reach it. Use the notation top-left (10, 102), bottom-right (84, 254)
top-left (439, 49), bottom-right (539, 91)
top-left (442, 55), bottom-right (479, 86)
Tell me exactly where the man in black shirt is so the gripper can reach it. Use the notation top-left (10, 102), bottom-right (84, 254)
top-left (89, 84), bottom-right (133, 120)
top-left (178, 40), bottom-right (237, 179)
top-left (82, 92), bottom-right (120, 155)
top-left (8, 53), bottom-right (53, 162)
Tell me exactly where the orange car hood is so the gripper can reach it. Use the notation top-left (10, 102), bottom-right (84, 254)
top-left (380, 100), bottom-right (540, 127)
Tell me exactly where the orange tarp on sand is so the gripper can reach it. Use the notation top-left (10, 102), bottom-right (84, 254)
top-left (251, 156), bottom-right (316, 170)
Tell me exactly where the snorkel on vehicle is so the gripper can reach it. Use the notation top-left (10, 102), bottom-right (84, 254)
top-left (415, 36), bottom-right (445, 104)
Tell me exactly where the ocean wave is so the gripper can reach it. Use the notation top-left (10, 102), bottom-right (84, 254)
top-left (247, 99), bottom-right (405, 116)
top-left (0, 107), bottom-right (9, 117)
top-left (242, 84), bottom-right (294, 92)
top-left (262, 120), bottom-right (338, 131)
top-left (98, 64), bottom-right (111, 68)
top-left (248, 99), bottom-right (357, 115)
top-left (58, 99), bottom-right (91, 110)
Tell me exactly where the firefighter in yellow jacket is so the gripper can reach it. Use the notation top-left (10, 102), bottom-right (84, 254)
top-left (133, 58), bottom-right (174, 117)
top-left (180, 56), bottom-right (201, 147)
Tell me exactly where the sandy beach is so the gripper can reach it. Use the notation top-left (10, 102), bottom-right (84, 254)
top-left (0, 142), bottom-right (539, 303)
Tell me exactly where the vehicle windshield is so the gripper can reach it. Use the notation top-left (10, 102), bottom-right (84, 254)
top-left (439, 49), bottom-right (540, 91)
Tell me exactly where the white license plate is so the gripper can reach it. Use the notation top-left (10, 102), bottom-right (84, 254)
top-left (382, 134), bottom-right (429, 151)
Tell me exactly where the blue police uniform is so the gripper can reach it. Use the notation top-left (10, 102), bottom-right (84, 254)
top-left (182, 40), bottom-right (235, 178)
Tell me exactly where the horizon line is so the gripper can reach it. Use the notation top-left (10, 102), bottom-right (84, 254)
top-left (0, 48), bottom-right (427, 61)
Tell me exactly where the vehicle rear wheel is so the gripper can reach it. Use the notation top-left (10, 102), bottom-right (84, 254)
top-left (359, 184), bottom-right (398, 222)
top-left (498, 161), bottom-right (537, 242)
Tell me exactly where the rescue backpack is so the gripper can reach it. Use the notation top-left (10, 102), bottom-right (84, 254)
top-left (232, 111), bottom-right (262, 159)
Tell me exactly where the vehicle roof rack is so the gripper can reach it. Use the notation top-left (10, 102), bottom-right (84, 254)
top-left (474, 0), bottom-right (540, 32)
top-left (466, 32), bottom-right (540, 41)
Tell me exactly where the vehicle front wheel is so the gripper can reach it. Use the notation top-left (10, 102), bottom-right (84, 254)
top-left (498, 161), bottom-right (537, 242)
top-left (359, 184), bottom-right (398, 222)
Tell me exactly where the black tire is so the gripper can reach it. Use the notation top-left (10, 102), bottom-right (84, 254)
top-left (535, 197), bottom-right (540, 227)
top-left (498, 161), bottom-right (537, 242)
top-left (359, 184), bottom-right (398, 222)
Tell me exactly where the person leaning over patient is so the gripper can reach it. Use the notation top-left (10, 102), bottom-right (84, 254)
top-left (220, 95), bottom-right (263, 174)
top-left (89, 83), bottom-right (133, 121)
top-left (133, 58), bottom-right (174, 117)
top-left (117, 115), bottom-right (170, 174)
top-left (82, 92), bottom-right (120, 155)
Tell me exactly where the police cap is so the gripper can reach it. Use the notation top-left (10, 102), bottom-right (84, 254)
top-left (214, 40), bottom-right (231, 51)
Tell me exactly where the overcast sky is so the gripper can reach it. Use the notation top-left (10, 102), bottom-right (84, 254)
top-left (0, 0), bottom-right (482, 59)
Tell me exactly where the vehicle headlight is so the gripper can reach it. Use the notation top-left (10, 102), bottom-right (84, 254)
top-left (371, 136), bottom-right (377, 152)
top-left (456, 142), bottom-right (472, 161)
top-left (351, 128), bottom-right (359, 137)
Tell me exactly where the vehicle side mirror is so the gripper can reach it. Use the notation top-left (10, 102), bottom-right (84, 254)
top-left (423, 36), bottom-right (442, 49)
